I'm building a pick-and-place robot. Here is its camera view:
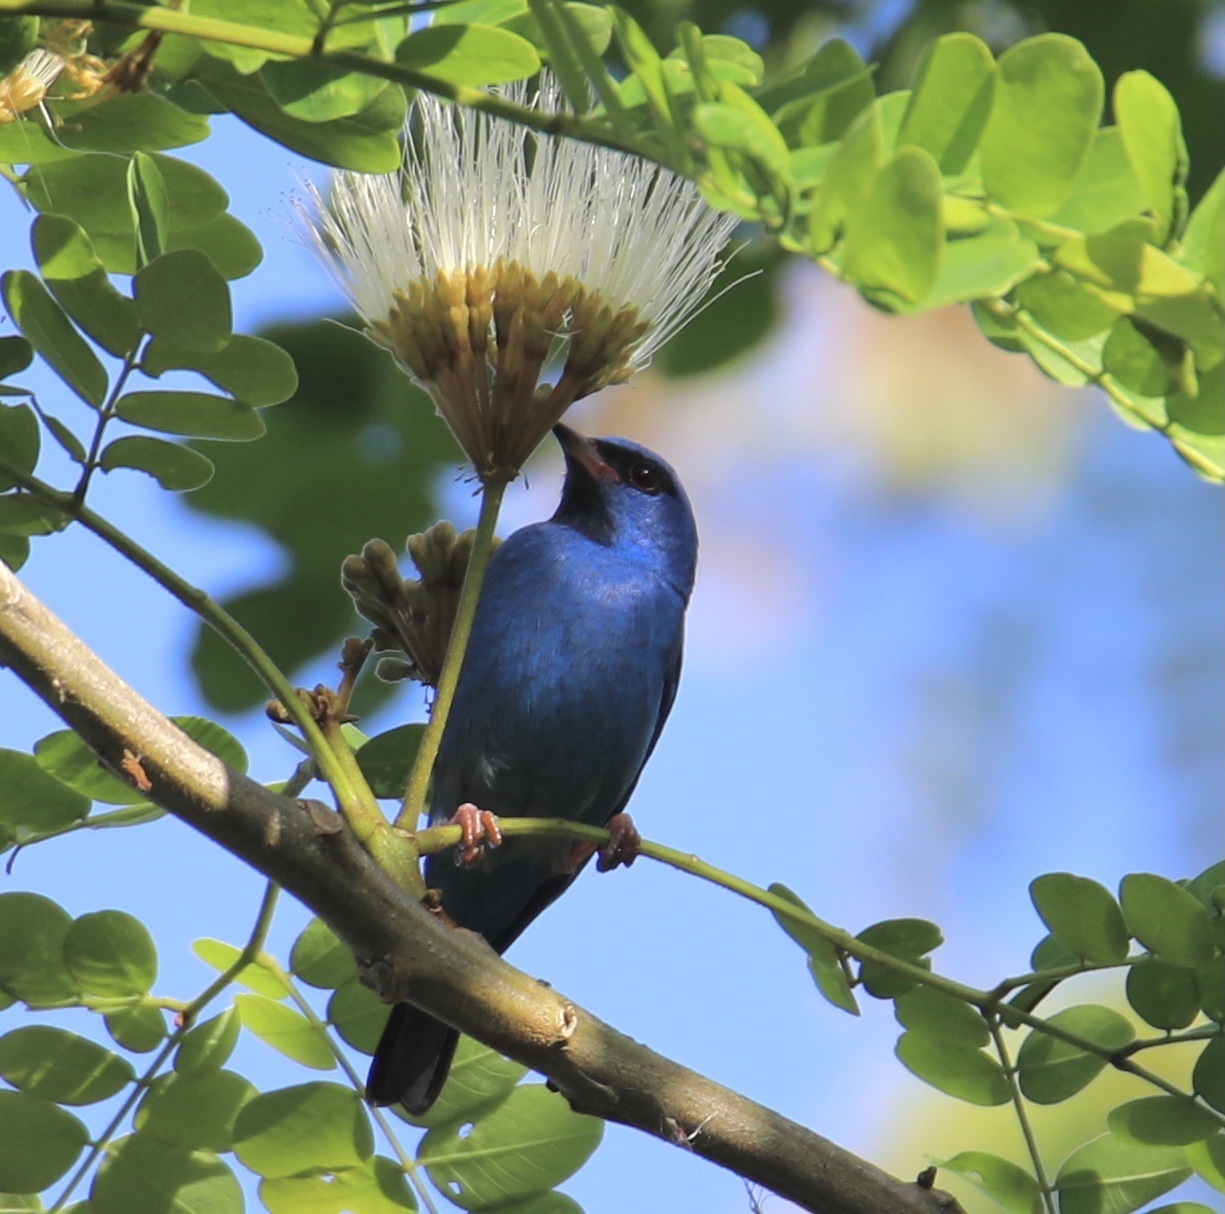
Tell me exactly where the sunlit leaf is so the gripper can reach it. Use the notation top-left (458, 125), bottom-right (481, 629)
top-left (233, 1082), bottom-right (374, 1178)
top-left (0, 1026), bottom-right (133, 1105)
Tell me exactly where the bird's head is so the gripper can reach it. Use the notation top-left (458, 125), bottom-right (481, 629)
top-left (551, 424), bottom-right (698, 601)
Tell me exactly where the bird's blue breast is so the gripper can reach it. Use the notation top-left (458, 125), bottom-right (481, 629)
top-left (425, 520), bottom-right (685, 943)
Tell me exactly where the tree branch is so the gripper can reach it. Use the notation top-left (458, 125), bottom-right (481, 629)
top-left (0, 560), bottom-right (962, 1214)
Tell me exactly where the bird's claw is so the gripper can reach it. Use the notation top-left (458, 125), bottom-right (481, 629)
top-left (596, 812), bottom-right (640, 872)
top-left (449, 803), bottom-right (503, 866)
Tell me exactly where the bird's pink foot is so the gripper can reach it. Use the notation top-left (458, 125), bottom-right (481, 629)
top-left (597, 812), bottom-right (640, 872)
top-left (448, 803), bottom-right (503, 866)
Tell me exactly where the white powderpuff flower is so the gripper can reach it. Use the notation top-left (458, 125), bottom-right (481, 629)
top-left (0, 49), bottom-right (65, 124)
top-left (300, 75), bottom-right (737, 481)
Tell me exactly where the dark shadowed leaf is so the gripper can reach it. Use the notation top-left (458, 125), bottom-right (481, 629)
top-left (128, 151), bottom-right (170, 268)
top-left (134, 249), bottom-right (231, 352)
top-left (1193, 1038), bottom-right (1225, 1113)
top-left (327, 979), bottom-right (388, 1054)
top-left (0, 891), bottom-right (79, 1005)
top-left (116, 392), bottom-right (264, 441)
top-left (1126, 958), bottom-right (1201, 1029)
top-left (893, 988), bottom-right (988, 1048)
top-left (1120, 872), bottom-right (1215, 967)
top-left (57, 92), bottom-right (210, 154)
top-left (104, 1004), bottom-right (167, 1053)
top-left (1109, 1096), bottom-right (1220, 1147)
top-left (355, 724), bottom-right (425, 799)
top-left (33, 728), bottom-right (148, 805)
top-left (0, 747), bottom-right (91, 837)
top-left (1016, 1004), bottom-right (1134, 1103)
top-left (143, 334), bottom-right (297, 406)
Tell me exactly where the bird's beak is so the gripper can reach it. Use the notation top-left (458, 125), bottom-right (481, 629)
top-left (553, 424), bottom-right (615, 482)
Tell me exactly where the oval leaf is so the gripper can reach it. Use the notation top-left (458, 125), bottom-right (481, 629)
top-left (101, 435), bottom-right (215, 491)
top-left (175, 1007), bottom-right (241, 1077)
top-left (291, 918), bottom-right (357, 990)
top-left (0, 747), bottom-right (91, 836)
top-left (1120, 872), bottom-right (1215, 967)
top-left (1108, 1096), bottom-right (1220, 1147)
top-left (90, 1133), bottom-right (244, 1214)
top-left (33, 730), bottom-right (147, 806)
top-left (1055, 1133), bottom-right (1190, 1214)
top-left (135, 1069), bottom-right (256, 1152)
top-left (1030, 872), bottom-right (1130, 964)
top-left (1016, 1004), bottom-right (1134, 1104)
top-left (116, 391), bottom-right (265, 440)
top-left (0, 1025), bottom-right (134, 1105)
top-left (260, 1154), bottom-right (418, 1214)
top-left (0, 890), bottom-right (79, 1005)
top-left (133, 248), bottom-right (232, 352)
top-left (0, 1089), bottom-right (89, 1192)
top-left (395, 24), bottom-right (540, 86)
top-left (233, 1082), bottom-right (374, 1179)
top-left (894, 1032), bottom-right (1010, 1106)
top-left (1126, 958), bottom-right (1201, 1030)
top-left (420, 1084), bottom-right (602, 1208)
top-left (404, 1036), bottom-right (528, 1130)
top-left (938, 1150), bottom-right (1041, 1214)
top-left (235, 993), bottom-right (335, 1070)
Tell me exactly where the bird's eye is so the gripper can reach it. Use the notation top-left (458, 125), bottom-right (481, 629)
top-left (626, 462), bottom-right (663, 494)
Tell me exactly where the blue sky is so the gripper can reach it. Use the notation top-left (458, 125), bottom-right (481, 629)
top-left (2, 108), bottom-right (1222, 1213)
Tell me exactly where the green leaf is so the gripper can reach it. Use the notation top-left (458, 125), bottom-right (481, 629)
top-left (807, 102), bottom-right (883, 255)
top-left (842, 146), bottom-right (943, 307)
top-left (766, 883), bottom-right (858, 1015)
top-left (260, 1155), bottom-right (417, 1214)
top-left (0, 1026), bottom-right (134, 1104)
top-left (938, 1150), bottom-right (1041, 1214)
top-left (0, 404), bottom-right (39, 494)
top-left (1120, 872), bottom-right (1216, 967)
top-left (856, 917), bottom-right (942, 999)
top-left (1180, 168), bottom-right (1224, 300)
top-left (90, 1134), bottom-right (243, 1214)
top-left (930, 226), bottom-right (1037, 312)
top-left (1198, 957), bottom-right (1225, 1023)
top-left (261, 62), bottom-right (390, 123)
top-left (196, 63), bottom-right (405, 173)
top-left (327, 979), bottom-right (387, 1054)
top-left (0, 891), bottom-right (79, 1006)
top-left (0, 270), bottom-right (107, 407)
top-left (1186, 1134), bottom-right (1225, 1194)
top-left (233, 1083), bottom-right (374, 1179)
top-left (0, 1090), bottom-right (88, 1193)
top-left (166, 212), bottom-right (262, 281)
top-left (64, 910), bottom-right (158, 998)
top-left (0, 493), bottom-right (67, 538)
top-left (1049, 128), bottom-right (1149, 235)
top-left (175, 1007), bottom-right (240, 1076)
top-left (1054, 1133), bottom-right (1190, 1214)
top-left (0, 335), bottom-right (33, 380)
top-left (291, 919), bottom-right (357, 990)
top-left (980, 34), bottom-right (1104, 219)
top-left (897, 32), bottom-right (995, 174)
top-left (395, 23), bottom-right (540, 86)
top-left (1193, 1038), bottom-right (1225, 1113)
top-left (236, 993), bottom-right (335, 1069)
top-left (0, 747), bottom-right (91, 838)
top-left (1125, 958), bottom-right (1201, 1029)
top-left (134, 248), bottom-right (231, 353)
top-left (192, 938), bottom-right (285, 997)
top-left (404, 1037), bottom-right (529, 1129)
top-left (893, 988), bottom-right (988, 1048)
top-left (1015, 1004), bottom-right (1134, 1104)
top-left (764, 38), bottom-right (874, 147)
top-left (31, 214), bottom-right (140, 357)
top-left (128, 151), bottom-right (171, 269)
top-left (1014, 273), bottom-right (1122, 341)
top-left (0, 532), bottom-right (30, 572)
top-left (29, 402), bottom-right (85, 464)
top-left (143, 334), bottom-right (298, 406)
top-left (420, 1085), bottom-right (602, 1208)
top-left (893, 1033), bottom-right (1010, 1105)
top-left (135, 1069), bottom-right (256, 1152)
top-left (101, 436), bottom-right (215, 492)
top-left (104, 1004), bottom-right (166, 1053)
top-left (24, 152), bottom-right (229, 275)
top-left (172, 715), bottom-right (248, 772)
top-left (188, 0), bottom-right (317, 72)
top-left (1113, 71), bottom-right (1184, 243)
top-left (1029, 871), bottom-right (1130, 964)
top-left (116, 391), bottom-right (265, 441)
top-left (32, 729), bottom-right (146, 806)
top-left (1109, 1096), bottom-right (1220, 1147)
top-left (354, 724), bottom-right (425, 800)
top-left (1103, 317), bottom-right (1185, 397)
top-left (1167, 359), bottom-right (1224, 482)
top-left (57, 92), bottom-right (210, 155)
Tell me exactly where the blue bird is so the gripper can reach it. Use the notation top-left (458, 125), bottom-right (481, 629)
top-left (367, 424), bottom-right (698, 1113)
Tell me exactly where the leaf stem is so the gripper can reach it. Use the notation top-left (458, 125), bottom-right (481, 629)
top-left (71, 336), bottom-right (145, 505)
top-left (396, 474), bottom-right (508, 829)
top-left (988, 1016), bottom-right (1057, 1214)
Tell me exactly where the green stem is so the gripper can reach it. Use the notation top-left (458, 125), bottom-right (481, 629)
top-left (0, 0), bottom-right (672, 165)
top-left (1118, 1024), bottom-right (1224, 1058)
top-left (0, 458), bottom-right (362, 812)
top-left (988, 1016), bottom-right (1057, 1214)
top-left (396, 475), bottom-right (509, 829)
top-left (49, 880), bottom-right (281, 1214)
top-left (72, 337), bottom-right (145, 505)
top-left (414, 815), bottom-right (1225, 1123)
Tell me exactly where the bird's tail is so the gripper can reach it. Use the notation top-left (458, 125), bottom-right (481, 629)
top-left (366, 1003), bottom-right (460, 1114)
